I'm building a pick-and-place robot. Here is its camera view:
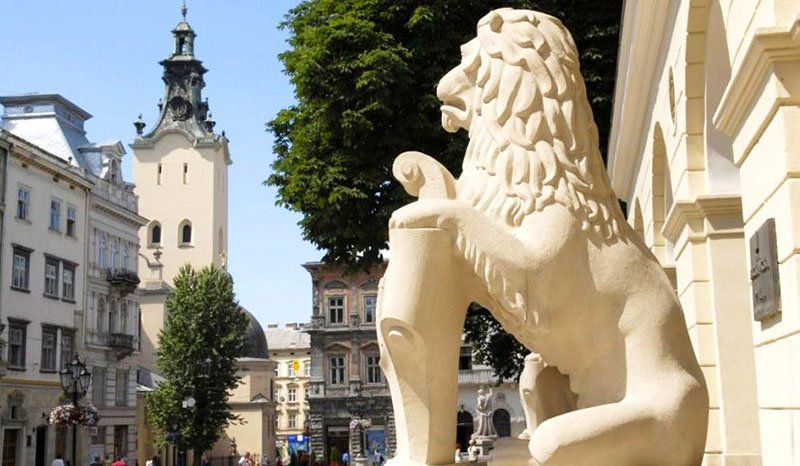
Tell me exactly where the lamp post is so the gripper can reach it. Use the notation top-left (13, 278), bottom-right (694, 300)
top-left (59, 354), bottom-right (92, 466)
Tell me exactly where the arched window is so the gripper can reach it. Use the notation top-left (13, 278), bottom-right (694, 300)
top-left (456, 409), bottom-right (474, 450)
top-left (98, 235), bottom-right (107, 268)
top-left (150, 222), bottom-right (161, 246)
top-left (492, 409), bottom-right (511, 437)
top-left (120, 303), bottom-right (128, 334)
top-left (109, 299), bottom-right (118, 334)
top-left (121, 242), bottom-right (129, 270)
top-left (97, 297), bottom-right (106, 334)
top-left (179, 220), bottom-right (192, 245)
top-left (110, 239), bottom-right (118, 269)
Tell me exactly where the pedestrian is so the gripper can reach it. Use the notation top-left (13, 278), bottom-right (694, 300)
top-left (112, 457), bottom-right (126, 466)
top-left (260, 454), bottom-right (269, 466)
top-left (91, 456), bottom-right (103, 466)
top-left (201, 454), bottom-right (210, 466)
top-left (341, 451), bottom-right (349, 466)
top-left (238, 452), bottom-right (251, 466)
top-left (275, 458), bottom-right (282, 466)
top-left (51, 454), bottom-right (65, 466)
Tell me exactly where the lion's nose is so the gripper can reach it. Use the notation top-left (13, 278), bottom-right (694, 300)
top-left (437, 67), bottom-right (463, 102)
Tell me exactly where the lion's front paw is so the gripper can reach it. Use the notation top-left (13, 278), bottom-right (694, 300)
top-left (389, 199), bottom-right (469, 230)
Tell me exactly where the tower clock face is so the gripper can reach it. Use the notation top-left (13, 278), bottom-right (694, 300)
top-left (168, 96), bottom-right (193, 121)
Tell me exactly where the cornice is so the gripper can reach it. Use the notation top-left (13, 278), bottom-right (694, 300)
top-left (662, 194), bottom-right (743, 245)
top-left (607, 0), bottom-right (674, 200)
top-left (714, 16), bottom-right (800, 137)
top-left (90, 195), bottom-right (149, 227)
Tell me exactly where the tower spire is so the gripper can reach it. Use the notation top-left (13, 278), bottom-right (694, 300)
top-left (181, 1), bottom-right (187, 20)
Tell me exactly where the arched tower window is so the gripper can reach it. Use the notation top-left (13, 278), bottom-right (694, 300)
top-left (150, 222), bottom-right (162, 246)
top-left (179, 220), bottom-right (192, 245)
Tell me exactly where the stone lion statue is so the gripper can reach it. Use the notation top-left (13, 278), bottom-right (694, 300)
top-left (377, 8), bottom-right (709, 466)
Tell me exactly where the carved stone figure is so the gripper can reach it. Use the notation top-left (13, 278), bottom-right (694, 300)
top-left (473, 387), bottom-right (496, 438)
top-left (377, 8), bottom-right (709, 466)
top-left (517, 353), bottom-right (575, 441)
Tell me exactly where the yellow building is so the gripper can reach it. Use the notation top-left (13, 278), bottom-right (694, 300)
top-left (608, 2), bottom-right (800, 465)
top-left (130, 10), bottom-right (276, 466)
top-left (264, 324), bottom-right (311, 459)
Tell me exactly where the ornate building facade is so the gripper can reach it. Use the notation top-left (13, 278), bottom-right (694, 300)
top-left (608, 1), bottom-right (800, 464)
top-left (303, 262), bottom-right (395, 464)
top-left (264, 324), bottom-right (311, 459)
top-left (0, 91), bottom-right (145, 466)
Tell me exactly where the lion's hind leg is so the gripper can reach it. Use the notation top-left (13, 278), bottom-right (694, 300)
top-left (529, 379), bottom-right (707, 466)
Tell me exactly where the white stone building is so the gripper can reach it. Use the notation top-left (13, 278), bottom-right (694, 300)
top-left (0, 117), bottom-right (92, 466)
top-left (608, 1), bottom-right (800, 464)
top-left (0, 93), bottom-right (146, 465)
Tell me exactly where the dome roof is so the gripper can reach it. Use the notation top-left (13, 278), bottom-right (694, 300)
top-left (241, 307), bottom-right (269, 359)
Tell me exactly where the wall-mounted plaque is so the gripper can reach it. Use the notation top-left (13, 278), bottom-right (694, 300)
top-left (749, 218), bottom-right (782, 320)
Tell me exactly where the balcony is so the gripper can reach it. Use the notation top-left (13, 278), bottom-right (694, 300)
top-left (106, 269), bottom-right (140, 296)
top-left (88, 331), bottom-right (136, 360)
top-left (108, 333), bottom-right (135, 359)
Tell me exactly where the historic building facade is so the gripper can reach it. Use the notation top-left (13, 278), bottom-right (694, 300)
top-left (1, 92), bottom-right (145, 465)
top-left (130, 12), bottom-right (276, 465)
top-left (303, 262), bottom-right (395, 464)
top-left (607, 1), bottom-right (800, 465)
top-left (264, 323), bottom-right (311, 459)
top-left (0, 122), bottom-right (92, 466)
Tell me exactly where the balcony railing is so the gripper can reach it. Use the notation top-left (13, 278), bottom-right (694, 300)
top-left (87, 331), bottom-right (137, 360)
top-left (106, 269), bottom-right (140, 296)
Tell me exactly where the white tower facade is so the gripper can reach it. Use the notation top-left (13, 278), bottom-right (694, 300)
top-left (131, 17), bottom-right (230, 284)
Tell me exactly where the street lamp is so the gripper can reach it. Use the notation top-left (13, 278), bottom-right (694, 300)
top-left (59, 354), bottom-right (91, 466)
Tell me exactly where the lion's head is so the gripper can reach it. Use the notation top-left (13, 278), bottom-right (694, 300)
top-left (438, 9), bottom-right (621, 239)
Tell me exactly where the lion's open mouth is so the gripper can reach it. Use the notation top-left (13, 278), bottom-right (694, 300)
top-left (441, 103), bottom-right (469, 132)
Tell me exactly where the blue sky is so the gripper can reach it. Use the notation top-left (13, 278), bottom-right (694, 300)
top-left (0, 1), bottom-right (321, 326)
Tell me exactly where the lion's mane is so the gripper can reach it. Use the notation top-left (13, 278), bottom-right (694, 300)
top-left (455, 9), bottom-right (621, 240)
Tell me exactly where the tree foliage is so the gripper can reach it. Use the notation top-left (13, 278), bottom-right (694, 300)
top-left (269, 0), bottom-right (622, 379)
top-left (146, 265), bottom-right (249, 461)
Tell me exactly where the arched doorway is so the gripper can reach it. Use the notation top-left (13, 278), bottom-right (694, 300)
top-left (456, 410), bottom-right (473, 450)
top-left (492, 409), bottom-right (511, 437)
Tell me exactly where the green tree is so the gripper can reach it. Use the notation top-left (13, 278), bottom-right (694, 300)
top-left (269, 0), bottom-right (622, 379)
top-left (146, 265), bottom-right (250, 464)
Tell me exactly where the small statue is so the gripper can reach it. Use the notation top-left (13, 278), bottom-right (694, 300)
top-left (473, 387), bottom-right (496, 438)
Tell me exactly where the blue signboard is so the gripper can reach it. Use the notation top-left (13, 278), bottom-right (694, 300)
top-left (365, 430), bottom-right (385, 462)
top-left (286, 434), bottom-right (310, 455)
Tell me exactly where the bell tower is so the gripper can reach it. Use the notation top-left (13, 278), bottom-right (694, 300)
top-left (131, 4), bottom-right (229, 284)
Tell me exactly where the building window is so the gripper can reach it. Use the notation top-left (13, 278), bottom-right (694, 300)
top-left (49, 198), bottom-right (61, 231)
top-left (459, 346), bottom-right (473, 371)
top-left (157, 163), bottom-right (162, 185)
top-left (120, 303), bottom-right (128, 334)
top-left (287, 361), bottom-right (296, 377)
top-left (113, 425), bottom-right (128, 459)
top-left (304, 362), bottom-right (310, 377)
top-left (16, 187), bottom-right (30, 220)
top-left (109, 299), bottom-right (118, 333)
top-left (150, 222), bottom-right (161, 246)
top-left (62, 264), bottom-right (75, 301)
top-left (329, 355), bottom-right (345, 385)
top-left (92, 367), bottom-right (106, 407)
top-left (363, 294), bottom-right (377, 323)
top-left (121, 242), bottom-right (129, 270)
top-left (91, 426), bottom-right (106, 446)
top-left (115, 369), bottom-right (128, 407)
top-left (365, 354), bottom-right (381, 384)
top-left (98, 234), bottom-right (107, 268)
top-left (11, 245), bottom-right (31, 290)
top-left (7, 321), bottom-right (27, 369)
top-left (97, 297), bottom-right (106, 335)
top-left (180, 221), bottom-right (192, 244)
top-left (66, 206), bottom-right (76, 237)
top-left (110, 239), bottom-right (118, 269)
top-left (288, 413), bottom-right (297, 429)
top-left (41, 327), bottom-right (57, 372)
top-left (44, 257), bottom-right (60, 297)
top-left (61, 331), bottom-right (74, 370)
top-left (288, 388), bottom-right (297, 402)
top-left (328, 296), bottom-right (345, 325)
